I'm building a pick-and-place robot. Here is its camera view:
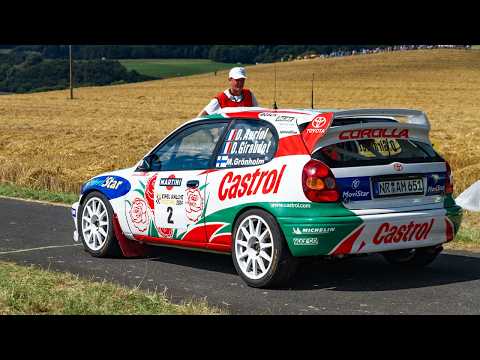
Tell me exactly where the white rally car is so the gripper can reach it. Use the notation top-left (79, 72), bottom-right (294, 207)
top-left (72, 107), bottom-right (462, 288)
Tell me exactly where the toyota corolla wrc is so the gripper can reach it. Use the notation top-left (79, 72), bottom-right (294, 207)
top-left (71, 107), bottom-right (463, 288)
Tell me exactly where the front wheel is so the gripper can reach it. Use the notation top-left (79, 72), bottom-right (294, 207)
top-left (382, 245), bottom-right (443, 267)
top-left (78, 191), bottom-right (122, 258)
top-left (231, 209), bottom-right (298, 288)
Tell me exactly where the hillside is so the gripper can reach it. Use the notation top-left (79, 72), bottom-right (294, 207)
top-left (0, 49), bottom-right (479, 201)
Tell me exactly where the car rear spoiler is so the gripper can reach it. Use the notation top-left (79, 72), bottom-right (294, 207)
top-left (332, 109), bottom-right (430, 129)
top-left (299, 109), bottom-right (432, 154)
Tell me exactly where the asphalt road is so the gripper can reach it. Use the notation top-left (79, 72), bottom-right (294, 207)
top-left (1, 196), bottom-right (480, 315)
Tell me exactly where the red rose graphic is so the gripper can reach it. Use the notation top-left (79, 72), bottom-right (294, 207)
top-left (158, 227), bottom-right (174, 238)
top-left (144, 174), bottom-right (157, 211)
top-left (129, 198), bottom-right (148, 232)
top-left (185, 187), bottom-right (203, 223)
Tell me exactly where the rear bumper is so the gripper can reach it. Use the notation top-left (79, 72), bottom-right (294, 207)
top-left (278, 205), bottom-right (462, 257)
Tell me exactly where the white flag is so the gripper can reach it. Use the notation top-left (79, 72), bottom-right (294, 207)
top-left (455, 180), bottom-right (480, 212)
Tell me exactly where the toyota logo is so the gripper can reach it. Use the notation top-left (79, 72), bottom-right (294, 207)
top-left (312, 116), bottom-right (327, 128)
top-left (393, 163), bottom-right (404, 172)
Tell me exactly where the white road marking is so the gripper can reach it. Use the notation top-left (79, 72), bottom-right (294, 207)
top-left (0, 244), bottom-right (81, 255)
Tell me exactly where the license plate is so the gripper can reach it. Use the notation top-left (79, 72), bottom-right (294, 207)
top-left (373, 178), bottom-right (424, 198)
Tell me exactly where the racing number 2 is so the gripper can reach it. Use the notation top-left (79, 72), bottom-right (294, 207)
top-left (167, 207), bottom-right (174, 224)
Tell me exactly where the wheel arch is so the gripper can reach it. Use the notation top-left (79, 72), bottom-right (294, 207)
top-left (79, 188), bottom-right (109, 206)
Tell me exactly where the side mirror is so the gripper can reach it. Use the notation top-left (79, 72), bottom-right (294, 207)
top-left (136, 154), bottom-right (159, 172)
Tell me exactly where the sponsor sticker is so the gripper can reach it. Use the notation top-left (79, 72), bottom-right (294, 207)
top-left (292, 227), bottom-right (335, 235)
top-left (159, 175), bottom-right (182, 190)
top-left (270, 202), bottom-right (311, 209)
top-left (218, 165), bottom-right (286, 201)
top-left (82, 175), bottom-right (131, 200)
top-left (336, 177), bottom-right (371, 202)
top-left (258, 112), bottom-right (278, 118)
top-left (293, 238), bottom-right (319, 246)
top-left (156, 193), bottom-right (184, 206)
top-left (101, 176), bottom-right (124, 190)
top-left (279, 130), bottom-right (298, 135)
top-left (276, 116), bottom-right (296, 122)
top-left (426, 173), bottom-right (446, 195)
top-left (372, 219), bottom-right (435, 245)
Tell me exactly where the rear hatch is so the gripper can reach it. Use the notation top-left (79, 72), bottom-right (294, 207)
top-left (299, 110), bottom-right (448, 214)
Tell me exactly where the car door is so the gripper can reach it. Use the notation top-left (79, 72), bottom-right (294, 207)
top-left (126, 120), bottom-right (228, 244)
top-left (201, 119), bottom-right (280, 248)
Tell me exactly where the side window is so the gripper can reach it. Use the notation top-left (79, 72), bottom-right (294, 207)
top-left (215, 120), bottom-right (278, 169)
top-left (152, 122), bottom-right (227, 171)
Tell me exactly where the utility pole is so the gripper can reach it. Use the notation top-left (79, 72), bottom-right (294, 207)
top-left (311, 72), bottom-right (314, 109)
top-left (69, 45), bottom-right (73, 99)
top-left (273, 62), bottom-right (278, 109)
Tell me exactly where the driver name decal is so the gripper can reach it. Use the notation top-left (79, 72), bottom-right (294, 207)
top-left (216, 126), bottom-right (275, 168)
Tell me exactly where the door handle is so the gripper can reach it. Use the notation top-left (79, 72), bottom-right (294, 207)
top-left (186, 180), bottom-right (199, 188)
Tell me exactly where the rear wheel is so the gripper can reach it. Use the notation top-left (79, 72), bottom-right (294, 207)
top-left (78, 191), bottom-right (122, 258)
top-left (382, 245), bottom-right (443, 267)
top-left (232, 209), bottom-right (298, 288)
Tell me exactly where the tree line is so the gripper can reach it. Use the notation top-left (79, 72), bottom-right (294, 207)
top-left (10, 45), bottom-right (385, 64)
top-left (0, 51), bottom-right (154, 93)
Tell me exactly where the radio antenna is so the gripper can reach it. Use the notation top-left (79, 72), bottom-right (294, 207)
top-left (311, 72), bottom-right (314, 109)
top-left (273, 62), bottom-right (278, 109)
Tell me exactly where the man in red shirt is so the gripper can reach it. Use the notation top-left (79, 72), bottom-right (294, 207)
top-left (197, 67), bottom-right (259, 117)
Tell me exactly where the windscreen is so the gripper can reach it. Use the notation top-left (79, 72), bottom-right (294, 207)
top-left (312, 138), bottom-right (443, 168)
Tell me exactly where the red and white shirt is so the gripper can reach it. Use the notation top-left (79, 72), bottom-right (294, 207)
top-left (202, 88), bottom-right (259, 115)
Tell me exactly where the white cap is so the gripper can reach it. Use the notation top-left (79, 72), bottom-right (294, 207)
top-left (228, 67), bottom-right (247, 79)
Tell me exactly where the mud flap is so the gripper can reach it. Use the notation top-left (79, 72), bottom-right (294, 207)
top-left (112, 213), bottom-right (151, 257)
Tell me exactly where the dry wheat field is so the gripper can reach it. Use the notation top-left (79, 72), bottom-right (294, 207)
top-left (0, 49), bottom-right (479, 221)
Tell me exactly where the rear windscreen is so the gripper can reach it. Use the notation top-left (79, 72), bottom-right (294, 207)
top-left (312, 138), bottom-right (443, 167)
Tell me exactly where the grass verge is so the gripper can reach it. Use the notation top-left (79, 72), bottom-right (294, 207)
top-left (444, 226), bottom-right (480, 252)
top-left (0, 261), bottom-right (226, 315)
top-left (0, 182), bottom-right (78, 205)
top-left (119, 58), bottom-right (237, 78)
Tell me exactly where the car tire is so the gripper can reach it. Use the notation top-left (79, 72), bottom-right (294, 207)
top-left (78, 191), bottom-right (122, 258)
top-left (231, 209), bottom-right (298, 288)
top-left (382, 245), bottom-right (443, 267)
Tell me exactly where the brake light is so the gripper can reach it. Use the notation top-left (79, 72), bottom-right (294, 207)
top-left (445, 161), bottom-right (454, 195)
top-left (302, 159), bottom-right (339, 202)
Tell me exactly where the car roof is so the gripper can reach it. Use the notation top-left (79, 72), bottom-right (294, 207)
top-left (196, 107), bottom-right (430, 129)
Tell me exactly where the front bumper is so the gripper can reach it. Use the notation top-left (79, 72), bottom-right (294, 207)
top-left (72, 201), bottom-right (79, 242)
top-left (279, 205), bottom-right (463, 257)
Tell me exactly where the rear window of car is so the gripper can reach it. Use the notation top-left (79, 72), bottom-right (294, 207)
top-left (312, 138), bottom-right (443, 167)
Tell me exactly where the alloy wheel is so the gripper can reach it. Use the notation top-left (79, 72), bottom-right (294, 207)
top-left (235, 215), bottom-right (274, 280)
top-left (81, 197), bottom-right (109, 251)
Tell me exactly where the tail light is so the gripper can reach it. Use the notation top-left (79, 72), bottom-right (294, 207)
top-left (445, 161), bottom-right (454, 195)
top-left (302, 159), bottom-right (339, 202)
